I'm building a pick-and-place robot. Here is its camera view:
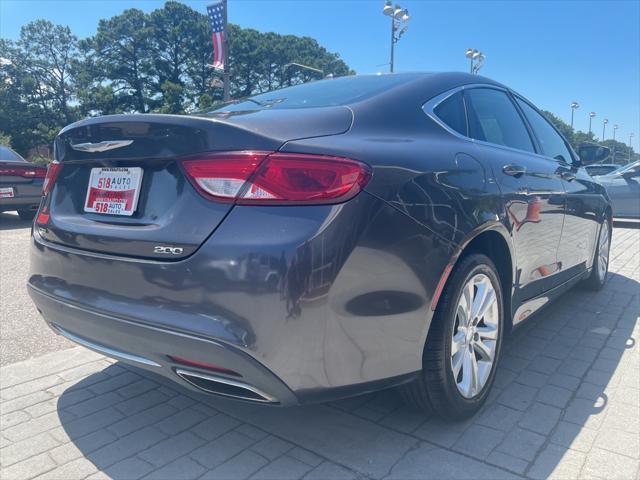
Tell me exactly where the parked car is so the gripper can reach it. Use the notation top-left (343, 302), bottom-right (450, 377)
top-left (585, 163), bottom-right (619, 176)
top-left (594, 160), bottom-right (640, 219)
top-left (28, 73), bottom-right (612, 419)
top-left (0, 145), bottom-right (46, 220)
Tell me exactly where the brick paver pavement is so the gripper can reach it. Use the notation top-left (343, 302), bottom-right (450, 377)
top-left (1, 226), bottom-right (638, 480)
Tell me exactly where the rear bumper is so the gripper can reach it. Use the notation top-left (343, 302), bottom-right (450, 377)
top-left (28, 284), bottom-right (298, 405)
top-left (29, 191), bottom-right (452, 404)
top-left (0, 195), bottom-right (41, 211)
top-left (0, 180), bottom-right (43, 211)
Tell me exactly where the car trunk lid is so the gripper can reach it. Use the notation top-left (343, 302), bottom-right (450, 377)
top-left (39, 108), bottom-right (351, 260)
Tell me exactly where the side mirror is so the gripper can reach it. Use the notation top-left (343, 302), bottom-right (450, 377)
top-left (622, 169), bottom-right (638, 179)
top-left (578, 143), bottom-right (610, 165)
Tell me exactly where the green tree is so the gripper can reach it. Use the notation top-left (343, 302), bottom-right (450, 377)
top-left (150, 1), bottom-right (202, 112)
top-left (17, 20), bottom-right (78, 124)
top-left (82, 9), bottom-right (156, 113)
top-left (159, 80), bottom-right (185, 114)
top-left (541, 110), bottom-right (575, 148)
top-left (601, 139), bottom-right (637, 164)
top-left (0, 1), bottom-right (355, 151)
top-left (226, 26), bottom-right (352, 98)
top-left (0, 132), bottom-right (11, 148)
top-left (0, 30), bottom-right (75, 155)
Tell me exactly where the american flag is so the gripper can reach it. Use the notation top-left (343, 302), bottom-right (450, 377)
top-left (207, 2), bottom-right (226, 70)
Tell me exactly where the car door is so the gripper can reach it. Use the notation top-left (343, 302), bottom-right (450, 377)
top-left (514, 95), bottom-right (598, 279)
top-left (463, 87), bottom-right (565, 302)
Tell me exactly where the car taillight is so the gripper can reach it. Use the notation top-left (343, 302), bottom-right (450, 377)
top-left (42, 162), bottom-right (63, 195)
top-left (181, 151), bottom-right (372, 205)
top-left (0, 166), bottom-right (46, 178)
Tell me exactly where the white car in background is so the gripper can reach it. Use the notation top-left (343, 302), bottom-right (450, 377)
top-left (595, 160), bottom-right (640, 219)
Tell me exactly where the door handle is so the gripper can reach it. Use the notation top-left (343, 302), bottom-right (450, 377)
top-left (560, 171), bottom-right (577, 182)
top-left (502, 164), bottom-right (527, 177)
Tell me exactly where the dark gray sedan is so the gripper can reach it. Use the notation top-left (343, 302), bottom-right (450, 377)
top-left (0, 145), bottom-right (46, 220)
top-left (28, 73), bottom-right (612, 419)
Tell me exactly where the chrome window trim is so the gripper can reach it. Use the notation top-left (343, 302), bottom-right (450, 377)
top-left (423, 84), bottom-right (544, 158)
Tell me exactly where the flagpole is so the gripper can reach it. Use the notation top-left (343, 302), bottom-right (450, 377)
top-left (222, 0), bottom-right (230, 101)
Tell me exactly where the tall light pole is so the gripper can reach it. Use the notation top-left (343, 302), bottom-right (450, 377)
top-left (570, 102), bottom-right (579, 129)
top-left (382, 1), bottom-right (410, 73)
top-left (613, 124), bottom-right (619, 163)
top-left (465, 48), bottom-right (486, 74)
top-left (588, 112), bottom-right (596, 136)
top-left (630, 133), bottom-right (635, 162)
top-left (602, 118), bottom-right (608, 142)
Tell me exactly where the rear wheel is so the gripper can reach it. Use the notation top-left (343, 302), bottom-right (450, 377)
top-left (582, 220), bottom-right (611, 290)
top-left (401, 254), bottom-right (504, 420)
top-left (17, 209), bottom-right (36, 221)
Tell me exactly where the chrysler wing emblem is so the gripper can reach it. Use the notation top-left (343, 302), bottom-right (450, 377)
top-left (70, 140), bottom-right (134, 153)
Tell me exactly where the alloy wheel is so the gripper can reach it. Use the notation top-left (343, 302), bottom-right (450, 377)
top-left (451, 273), bottom-right (499, 399)
top-left (598, 223), bottom-right (610, 281)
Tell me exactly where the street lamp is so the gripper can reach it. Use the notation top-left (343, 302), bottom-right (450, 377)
top-left (612, 124), bottom-right (619, 162)
top-left (602, 118), bottom-right (608, 142)
top-left (630, 133), bottom-right (635, 162)
top-left (588, 112), bottom-right (596, 136)
top-left (570, 101), bottom-right (579, 129)
top-left (465, 48), bottom-right (486, 74)
top-left (382, 1), bottom-right (410, 73)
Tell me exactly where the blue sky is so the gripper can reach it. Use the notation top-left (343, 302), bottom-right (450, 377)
top-left (1, 0), bottom-right (638, 150)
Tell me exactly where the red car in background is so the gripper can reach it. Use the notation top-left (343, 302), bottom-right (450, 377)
top-left (0, 145), bottom-right (47, 220)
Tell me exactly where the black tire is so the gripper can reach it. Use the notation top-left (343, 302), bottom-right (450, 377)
top-left (17, 209), bottom-right (36, 221)
top-left (582, 220), bottom-right (611, 291)
top-left (401, 253), bottom-right (504, 420)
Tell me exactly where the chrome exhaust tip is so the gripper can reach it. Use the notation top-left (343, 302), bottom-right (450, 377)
top-left (175, 369), bottom-right (278, 404)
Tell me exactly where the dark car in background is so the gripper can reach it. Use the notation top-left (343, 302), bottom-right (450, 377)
top-left (595, 160), bottom-right (640, 219)
top-left (28, 73), bottom-right (612, 419)
top-left (0, 145), bottom-right (46, 220)
top-left (585, 163), bottom-right (619, 176)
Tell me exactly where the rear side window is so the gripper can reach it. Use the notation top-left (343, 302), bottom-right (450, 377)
top-left (0, 146), bottom-right (25, 162)
top-left (465, 88), bottom-right (534, 153)
top-left (434, 91), bottom-right (467, 136)
top-left (515, 97), bottom-right (573, 163)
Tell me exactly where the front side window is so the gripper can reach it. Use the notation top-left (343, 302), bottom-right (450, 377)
top-left (465, 88), bottom-right (535, 153)
top-left (515, 97), bottom-right (573, 164)
top-left (434, 91), bottom-right (467, 136)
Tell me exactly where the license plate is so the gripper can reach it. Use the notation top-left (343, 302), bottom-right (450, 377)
top-left (84, 167), bottom-right (143, 216)
top-left (0, 187), bottom-right (14, 198)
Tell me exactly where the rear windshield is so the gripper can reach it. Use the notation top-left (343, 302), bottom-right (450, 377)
top-left (206, 74), bottom-right (422, 113)
top-left (0, 146), bottom-right (25, 162)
